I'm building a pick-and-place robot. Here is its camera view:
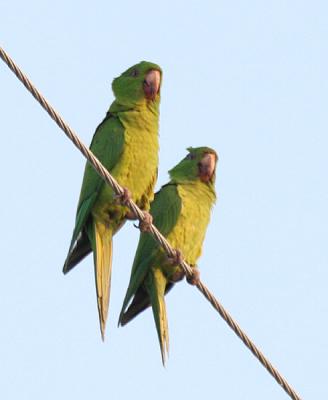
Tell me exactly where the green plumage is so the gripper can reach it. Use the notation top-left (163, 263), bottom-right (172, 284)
top-left (63, 61), bottom-right (162, 339)
top-left (119, 147), bottom-right (217, 363)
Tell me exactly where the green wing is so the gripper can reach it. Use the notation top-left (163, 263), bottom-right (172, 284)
top-left (63, 113), bottom-right (124, 272)
top-left (119, 183), bottom-right (182, 321)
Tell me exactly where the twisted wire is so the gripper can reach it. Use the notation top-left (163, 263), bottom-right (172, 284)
top-left (0, 46), bottom-right (302, 400)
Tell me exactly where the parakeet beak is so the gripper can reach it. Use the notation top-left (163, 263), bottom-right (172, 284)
top-left (143, 70), bottom-right (161, 101)
top-left (198, 153), bottom-right (216, 182)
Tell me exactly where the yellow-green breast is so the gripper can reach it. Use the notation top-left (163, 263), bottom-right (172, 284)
top-left (92, 106), bottom-right (159, 226)
top-left (167, 181), bottom-right (216, 265)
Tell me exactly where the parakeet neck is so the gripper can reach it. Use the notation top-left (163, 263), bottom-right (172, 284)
top-left (175, 179), bottom-right (216, 205)
top-left (109, 99), bottom-right (160, 116)
top-left (109, 100), bottom-right (160, 133)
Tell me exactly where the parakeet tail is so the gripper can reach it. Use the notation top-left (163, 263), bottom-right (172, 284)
top-left (146, 268), bottom-right (169, 365)
top-left (119, 287), bottom-right (151, 326)
top-left (93, 220), bottom-right (113, 341)
top-left (63, 231), bottom-right (92, 274)
top-left (120, 282), bottom-right (175, 326)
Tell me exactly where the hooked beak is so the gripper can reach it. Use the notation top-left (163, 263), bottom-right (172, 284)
top-left (143, 69), bottom-right (161, 101)
top-left (198, 153), bottom-right (216, 183)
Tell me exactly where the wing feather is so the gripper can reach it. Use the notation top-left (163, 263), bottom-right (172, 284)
top-left (63, 113), bottom-right (124, 273)
top-left (119, 183), bottom-right (181, 321)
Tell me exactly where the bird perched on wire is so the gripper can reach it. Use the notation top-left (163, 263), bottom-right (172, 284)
top-left (119, 147), bottom-right (217, 363)
top-left (63, 61), bottom-right (162, 340)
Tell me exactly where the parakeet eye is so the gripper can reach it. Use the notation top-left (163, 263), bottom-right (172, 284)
top-left (130, 68), bottom-right (139, 77)
top-left (186, 153), bottom-right (195, 160)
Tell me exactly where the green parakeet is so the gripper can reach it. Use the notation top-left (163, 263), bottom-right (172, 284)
top-left (63, 61), bottom-right (162, 340)
top-left (119, 147), bottom-right (217, 363)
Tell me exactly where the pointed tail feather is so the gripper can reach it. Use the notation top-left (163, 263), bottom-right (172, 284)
top-left (63, 231), bottom-right (92, 274)
top-left (93, 220), bottom-right (113, 341)
top-left (119, 286), bottom-right (151, 326)
top-left (120, 282), bottom-right (175, 327)
top-left (146, 268), bottom-right (169, 365)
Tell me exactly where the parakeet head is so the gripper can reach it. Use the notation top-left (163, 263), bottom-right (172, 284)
top-left (169, 147), bottom-right (218, 185)
top-left (111, 61), bottom-right (162, 108)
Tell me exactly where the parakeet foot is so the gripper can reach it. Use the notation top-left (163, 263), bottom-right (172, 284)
top-left (129, 211), bottom-right (153, 232)
top-left (167, 249), bottom-right (183, 266)
top-left (115, 187), bottom-right (132, 205)
top-left (170, 269), bottom-right (185, 282)
top-left (186, 268), bottom-right (200, 286)
top-left (125, 210), bottom-right (137, 220)
top-left (138, 211), bottom-right (153, 232)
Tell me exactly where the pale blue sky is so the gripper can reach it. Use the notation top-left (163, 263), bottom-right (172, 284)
top-left (1, 1), bottom-right (327, 399)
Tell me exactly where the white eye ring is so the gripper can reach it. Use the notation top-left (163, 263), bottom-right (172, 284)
top-left (186, 153), bottom-right (194, 160)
